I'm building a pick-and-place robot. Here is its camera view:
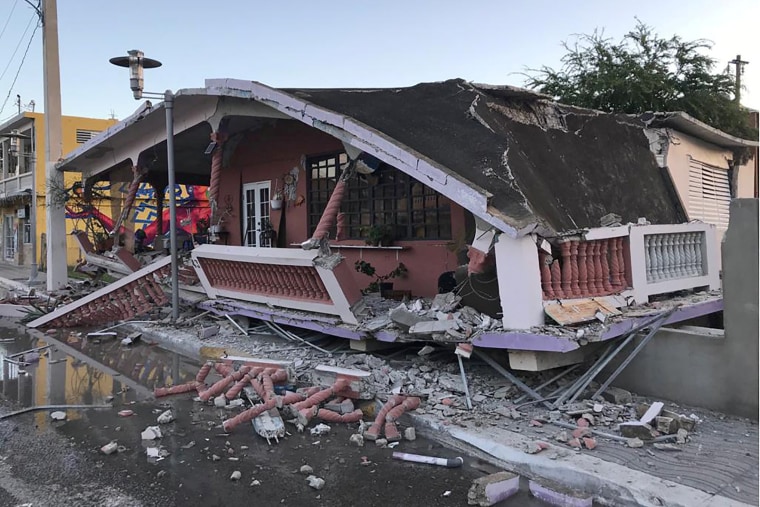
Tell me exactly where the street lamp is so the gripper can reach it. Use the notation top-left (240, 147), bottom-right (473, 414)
top-left (110, 50), bottom-right (179, 321)
top-left (3, 130), bottom-right (38, 285)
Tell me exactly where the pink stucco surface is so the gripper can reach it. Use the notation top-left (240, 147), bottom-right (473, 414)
top-left (218, 120), bottom-right (467, 298)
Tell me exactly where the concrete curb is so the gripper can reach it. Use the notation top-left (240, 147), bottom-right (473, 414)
top-left (408, 414), bottom-right (750, 507)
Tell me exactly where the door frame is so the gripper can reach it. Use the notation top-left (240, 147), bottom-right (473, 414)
top-left (242, 180), bottom-right (272, 247)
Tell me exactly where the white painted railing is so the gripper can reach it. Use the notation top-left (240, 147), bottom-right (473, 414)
top-left (628, 222), bottom-right (720, 304)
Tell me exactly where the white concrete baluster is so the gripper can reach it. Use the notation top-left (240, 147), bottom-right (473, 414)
top-left (645, 235), bottom-right (654, 282)
top-left (694, 232), bottom-right (704, 275)
top-left (674, 233), bottom-right (686, 278)
top-left (654, 235), bottom-right (665, 282)
top-left (662, 235), bottom-right (672, 279)
top-left (684, 233), bottom-right (696, 276)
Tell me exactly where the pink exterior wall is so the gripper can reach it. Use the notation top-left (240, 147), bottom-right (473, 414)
top-left (219, 120), bottom-right (467, 298)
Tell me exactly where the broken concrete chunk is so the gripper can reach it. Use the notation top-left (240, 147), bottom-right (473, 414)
top-left (626, 437), bottom-right (644, 448)
top-left (299, 465), bottom-right (314, 475)
top-left (655, 416), bottom-right (677, 435)
top-left (653, 443), bottom-right (682, 452)
top-left (676, 428), bottom-right (688, 444)
top-left (467, 471), bottom-right (519, 506)
top-left (141, 426), bottom-right (162, 440)
top-left (157, 410), bottom-right (174, 424)
top-left (306, 475), bottom-right (325, 490)
top-left (404, 427), bottom-right (416, 441)
top-left (528, 479), bottom-right (593, 507)
top-left (409, 320), bottom-right (457, 335)
top-left (214, 395), bottom-right (227, 408)
top-left (50, 411), bottom-right (67, 421)
top-left (100, 441), bottom-right (118, 455)
top-left (438, 372), bottom-right (467, 393)
top-left (432, 293), bottom-right (462, 313)
top-left (199, 325), bottom-right (220, 339)
top-left (349, 434), bottom-right (364, 447)
top-left (600, 387), bottom-right (632, 405)
top-left (230, 471), bottom-right (242, 481)
top-left (389, 307), bottom-right (426, 331)
top-left (619, 422), bottom-right (655, 440)
top-left (309, 423), bottom-right (330, 436)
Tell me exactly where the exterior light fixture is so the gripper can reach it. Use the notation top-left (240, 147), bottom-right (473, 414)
top-left (109, 50), bottom-right (162, 100)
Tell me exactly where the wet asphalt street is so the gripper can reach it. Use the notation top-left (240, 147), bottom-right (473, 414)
top-left (0, 320), bottom-right (547, 506)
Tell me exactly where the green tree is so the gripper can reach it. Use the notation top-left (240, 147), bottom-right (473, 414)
top-left (525, 21), bottom-right (757, 140)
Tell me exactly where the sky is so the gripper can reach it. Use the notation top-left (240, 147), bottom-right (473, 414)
top-left (0, 0), bottom-right (758, 124)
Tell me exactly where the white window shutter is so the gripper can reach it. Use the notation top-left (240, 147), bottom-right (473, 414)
top-left (687, 159), bottom-right (731, 230)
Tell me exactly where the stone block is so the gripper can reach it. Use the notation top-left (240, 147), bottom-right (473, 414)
top-left (467, 471), bottom-right (520, 506)
top-left (600, 387), bottom-right (632, 405)
top-left (655, 416), bottom-right (677, 434)
top-left (619, 421), bottom-right (655, 440)
top-left (389, 307), bottom-right (425, 331)
top-left (409, 320), bottom-right (457, 335)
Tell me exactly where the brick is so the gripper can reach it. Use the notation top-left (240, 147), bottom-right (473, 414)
top-left (467, 471), bottom-right (520, 506)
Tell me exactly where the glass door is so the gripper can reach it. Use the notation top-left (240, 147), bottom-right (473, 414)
top-left (3, 215), bottom-right (16, 260)
top-left (242, 181), bottom-right (272, 247)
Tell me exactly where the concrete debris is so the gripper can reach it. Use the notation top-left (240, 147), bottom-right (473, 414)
top-left (524, 441), bottom-right (548, 454)
top-left (618, 422), bottom-right (655, 440)
top-left (375, 438), bottom-right (388, 447)
top-left (117, 410), bottom-right (134, 417)
top-left (349, 433), bottom-right (364, 447)
top-left (214, 395), bottom-right (227, 408)
top-left (157, 410), bottom-right (174, 424)
top-left (50, 411), bottom-right (67, 421)
top-left (417, 345), bottom-right (435, 356)
top-left (627, 437), bottom-right (644, 448)
top-left (639, 401), bottom-right (664, 424)
top-left (467, 471), bottom-right (519, 506)
top-left (404, 427), bottom-right (416, 441)
top-left (676, 428), bottom-right (688, 444)
top-left (141, 426), bottom-right (162, 440)
top-left (600, 387), bottom-right (632, 405)
top-left (653, 443), bottom-right (682, 452)
top-left (121, 332), bottom-right (142, 346)
top-left (299, 465), bottom-right (314, 475)
top-left (230, 471), bottom-right (242, 481)
top-left (306, 475), bottom-right (325, 490)
top-left (310, 423), bottom-right (331, 436)
top-left (100, 441), bottom-right (118, 455)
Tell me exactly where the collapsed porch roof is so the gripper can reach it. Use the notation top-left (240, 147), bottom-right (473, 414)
top-left (57, 78), bottom-right (686, 237)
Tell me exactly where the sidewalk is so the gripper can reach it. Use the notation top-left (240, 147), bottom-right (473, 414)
top-left (1, 265), bottom-right (756, 507)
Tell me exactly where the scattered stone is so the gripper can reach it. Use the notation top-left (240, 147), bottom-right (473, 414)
top-left (310, 424), bottom-right (331, 436)
top-left (582, 437), bottom-right (597, 450)
top-left (627, 438), bottom-right (644, 448)
top-left (493, 386), bottom-right (511, 399)
top-left (299, 465), bottom-right (314, 475)
top-left (576, 417), bottom-right (590, 428)
top-left (157, 410), bottom-right (174, 424)
top-left (214, 396), bottom-right (227, 408)
top-left (100, 441), bottom-right (118, 455)
top-left (581, 413), bottom-right (595, 425)
top-left (467, 471), bottom-right (520, 506)
top-left (600, 387), bottom-right (632, 405)
top-left (418, 346), bottom-right (435, 357)
top-left (655, 416), bottom-right (677, 435)
top-left (250, 480), bottom-right (261, 486)
top-left (653, 443), bottom-right (682, 452)
top-left (404, 427), bottom-right (416, 441)
top-left (567, 438), bottom-right (581, 449)
top-left (212, 454), bottom-right (221, 462)
top-left (375, 438), bottom-right (388, 447)
top-left (554, 431), bottom-right (569, 442)
top-left (592, 403), bottom-right (604, 413)
top-left (676, 428), bottom-right (688, 444)
top-left (117, 410), bottom-right (134, 417)
top-left (181, 441), bottom-right (196, 449)
top-left (50, 411), bottom-right (67, 421)
top-left (230, 471), bottom-right (241, 481)
top-left (529, 420), bottom-right (543, 427)
top-left (572, 428), bottom-right (591, 439)
top-left (619, 422), bottom-right (655, 440)
top-left (349, 434), bottom-right (364, 447)
top-left (389, 307), bottom-right (426, 331)
top-left (306, 475), bottom-right (325, 490)
top-left (141, 426), bottom-right (162, 440)
top-left (146, 447), bottom-right (160, 458)
top-left (524, 441), bottom-right (548, 454)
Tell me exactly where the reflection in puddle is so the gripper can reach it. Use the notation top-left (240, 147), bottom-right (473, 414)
top-left (0, 321), bottom-right (199, 430)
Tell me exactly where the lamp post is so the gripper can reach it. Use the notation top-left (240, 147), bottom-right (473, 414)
top-left (110, 50), bottom-right (178, 321)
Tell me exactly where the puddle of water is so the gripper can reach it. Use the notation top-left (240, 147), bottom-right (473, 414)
top-left (0, 321), bottom-right (200, 430)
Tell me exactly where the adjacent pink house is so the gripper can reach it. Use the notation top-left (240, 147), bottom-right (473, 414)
top-left (41, 78), bottom-right (755, 371)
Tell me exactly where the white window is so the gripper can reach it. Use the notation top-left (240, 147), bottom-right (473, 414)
top-left (687, 158), bottom-right (731, 230)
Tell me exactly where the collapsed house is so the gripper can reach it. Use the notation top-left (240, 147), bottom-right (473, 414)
top-left (28, 78), bottom-right (758, 371)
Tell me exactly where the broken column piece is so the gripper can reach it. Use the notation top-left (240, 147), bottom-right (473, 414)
top-left (198, 366), bottom-right (251, 402)
top-left (222, 398), bottom-right (278, 432)
top-left (317, 408), bottom-right (363, 423)
top-left (196, 361), bottom-right (214, 383)
top-left (364, 395), bottom-right (404, 441)
top-left (154, 381), bottom-right (200, 398)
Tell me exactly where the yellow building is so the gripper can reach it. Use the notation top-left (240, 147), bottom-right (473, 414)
top-left (0, 112), bottom-right (117, 271)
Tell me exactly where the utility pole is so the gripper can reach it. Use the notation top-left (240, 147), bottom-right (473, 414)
top-left (729, 54), bottom-right (749, 103)
top-left (41, 0), bottom-right (67, 291)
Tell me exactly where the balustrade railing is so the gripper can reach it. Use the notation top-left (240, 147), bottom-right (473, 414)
top-left (644, 232), bottom-right (705, 283)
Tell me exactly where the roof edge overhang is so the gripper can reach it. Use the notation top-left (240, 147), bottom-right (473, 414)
top-left (644, 111), bottom-right (759, 149)
top-left (204, 78), bottom-right (528, 238)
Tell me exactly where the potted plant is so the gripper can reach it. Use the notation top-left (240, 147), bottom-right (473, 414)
top-left (196, 217), bottom-right (209, 236)
top-left (354, 260), bottom-right (408, 296)
top-left (270, 190), bottom-right (284, 210)
top-left (362, 224), bottom-right (394, 247)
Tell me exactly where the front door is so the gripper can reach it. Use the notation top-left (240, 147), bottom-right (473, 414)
top-left (3, 215), bottom-right (16, 260)
top-left (242, 181), bottom-right (272, 247)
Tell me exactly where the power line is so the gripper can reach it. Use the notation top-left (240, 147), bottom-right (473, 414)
top-left (0, 0), bottom-right (20, 43)
top-left (0, 12), bottom-right (36, 82)
top-left (0, 18), bottom-right (39, 118)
